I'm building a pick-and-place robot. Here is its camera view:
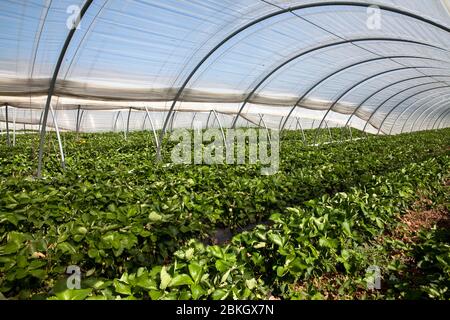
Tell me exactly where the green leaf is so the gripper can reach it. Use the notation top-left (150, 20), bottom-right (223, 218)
top-left (215, 259), bottom-right (233, 273)
top-left (54, 289), bottom-right (92, 300)
top-left (159, 266), bottom-right (172, 290)
top-left (169, 274), bottom-right (193, 287)
top-left (268, 233), bottom-right (285, 247)
top-left (245, 278), bottom-right (257, 290)
top-left (191, 284), bottom-right (205, 300)
top-left (57, 242), bottom-right (77, 254)
top-left (148, 211), bottom-right (162, 222)
top-left (211, 289), bottom-right (228, 300)
top-left (342, 221), bottom-right (352, 237)
top-left (188, 263), bottom-right (203, 284)
top-left (113, 279), bottom-right (132, 295)
top-left (149, 290), bottom-right (163, 300)
top-left (207, 246), bottom-right (224, 259)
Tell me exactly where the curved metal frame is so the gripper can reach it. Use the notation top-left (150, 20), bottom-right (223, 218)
top-left (280, 56), bottom-right (449, 133)
top-left (401, 93), bottom-right (450, 133)
top-left (361, 82), bottom-right (450, 134)
top-left (403, 93), bottom-right (450, 133)
top-left (428, 106), bottom-right (450, 130)
top-left (311, 66), bottom-right (443, 144)
top-left (155, 1), bottom-right (450, 160)
top-left (388, 88), bottom-right (450, 134)
top-left (428, 107), bottom-right (450, 130)
top-left (417, 98), bottom-right (450, 131)
top-left (344, 75), bottom-right (450, 129)
top-left (143, 106), bottom-right (159, 149)
top-left (37, 0), bottom-right (93, 177)
top-left (229, 39), bottom-right (447, 130)
top-left (434, 108), bottom-right (450, 129)
top-left (376, 86), bottom-right (450, 135)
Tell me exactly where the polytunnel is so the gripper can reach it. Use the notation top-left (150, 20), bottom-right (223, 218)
top-left (2, 1), bottom-right (450, 304)
top-left (1, 0), bottom-right (450, 174)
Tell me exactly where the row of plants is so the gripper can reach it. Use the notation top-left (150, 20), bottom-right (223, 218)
top-left (0, 128), bottom-right (448, 299)
top-left (47, 151), bottom-right (448, 300)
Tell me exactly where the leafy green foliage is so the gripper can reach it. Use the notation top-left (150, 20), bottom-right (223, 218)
top-left (0, 129), bottom-right (448, 299)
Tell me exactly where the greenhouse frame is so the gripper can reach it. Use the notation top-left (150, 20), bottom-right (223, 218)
top-left (1, 0), bottom-right (450, 304)
top-left (1, 0), bottom-right (450, 174)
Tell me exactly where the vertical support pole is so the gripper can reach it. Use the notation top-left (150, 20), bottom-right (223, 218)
top-left (50, 104), bottom-right (65, 169)
top-left (278, 116), bottom-right (285, 130)
top-left (257, 113), bottom-right (272, 144)
top-left (5, 104), bottom-right (10, 147)
top-left (76, 105), bottom-right (81, 134)
top-left (126, 107), bottom-right (132, 139)
top-left (142, 112), bottom-right (148, 130)
top-left (113, 111), bottom-right (121, 132)
top-left (206, 110), bottom-right (213, 130)
top-left (324, 120), bottom-right (333, 144)
top-left (13, 106), bottom-right (17, 146)
top-left (340, 125), bottom-right (345, 142)
top-left (144, 106), bottom-right (159, 149)
top-left (296, 118), bottom-right (306, 144)
top-left (38, 111), bottom-right (44, 133)
top-left (211, 110), bottom-right (227, 146)
top-left (169, 111), bottom-right (176, 133)
top-left (190, 112), bottom-right (198, 130)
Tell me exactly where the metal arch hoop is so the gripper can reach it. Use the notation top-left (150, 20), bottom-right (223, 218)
top-left (37, 0), bottom-right (93, 177)
top-left (417, 98), bottom-right (450, 131)
top-left (155, 1), bottom-right (450, 160)
top-left (376, 86), bottom-right (450, 135)
top-left (389, 88), bottom-right (450, 134)
top-left (434, 108), bottom-right (450, 129)
top-left (229, 39), bottom-right (447, 131)
top-left (361, 81), bottom-right (450, 134)
top-left (424, 105), bottom-right (450, 131)
top-left (279, 55), bottom-right (449, 133)
top-left (427, 107), bottom-right (450, 130)
top-left (403, 93), bottom-right (450, 133)
top-left (311, 66), bottom-right (444, 144)
top-left (344, 75), bottom-right (450, 129)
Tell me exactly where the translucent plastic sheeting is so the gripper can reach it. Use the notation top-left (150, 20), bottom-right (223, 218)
top-left (0, 0), bottom-right (450, 134)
